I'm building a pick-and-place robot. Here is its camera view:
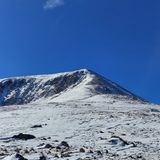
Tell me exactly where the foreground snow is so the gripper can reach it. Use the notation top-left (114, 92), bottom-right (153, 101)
top-left (0, 96), bottom-right (159, 160)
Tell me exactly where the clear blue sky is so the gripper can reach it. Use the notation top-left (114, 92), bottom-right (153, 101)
top-left (0, 0), bottom-right (160, 103)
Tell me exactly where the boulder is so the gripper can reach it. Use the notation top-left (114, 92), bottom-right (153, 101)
top-left (12, 133), bottom-right (36, 140)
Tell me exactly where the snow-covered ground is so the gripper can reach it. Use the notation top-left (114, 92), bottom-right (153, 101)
top-left (0, 96), bottom-right (160, 160)
top-left (0, 69), bottom-right (159, 159)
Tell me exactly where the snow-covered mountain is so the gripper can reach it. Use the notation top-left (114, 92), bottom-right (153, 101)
top-left (0, 69), bottom-right (160, 160)
top-left (0, 69), bottom-right (144, 106)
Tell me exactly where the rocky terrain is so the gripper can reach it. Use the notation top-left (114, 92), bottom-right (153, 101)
top-left (0, 69), bottom-right (159, 160)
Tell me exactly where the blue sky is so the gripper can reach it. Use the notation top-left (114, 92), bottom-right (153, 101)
top-left (0, 0), bottom-right (160, 103)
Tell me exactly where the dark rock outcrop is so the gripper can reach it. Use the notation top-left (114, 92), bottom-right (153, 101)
top-left (12, 133), bottom-right (36, 140)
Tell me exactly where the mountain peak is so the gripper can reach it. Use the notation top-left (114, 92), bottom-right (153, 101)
top-left (62, 68), bottom-right (93, 75)
top-left (0, 69), bottom-right (145, 106)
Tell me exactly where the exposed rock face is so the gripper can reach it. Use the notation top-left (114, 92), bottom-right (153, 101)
top-left (0, 69), bottom-right (144, 106)
top-left (12, 133), bottom-right (36, 140)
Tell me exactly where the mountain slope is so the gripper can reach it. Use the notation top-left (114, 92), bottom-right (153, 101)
top-left (1, 70), bottom-right (159, 160)
top-left (0, 69), bottom-right (144, 106)
top-left (0, 97), bottom-right (159, 160)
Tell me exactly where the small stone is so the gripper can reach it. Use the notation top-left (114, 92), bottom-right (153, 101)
top-left (97, 150), bottom-right (103, 156)
top-left (61, 152), bottom-right (71, 158)
top-left (56, 146), bottom-right (61, 150)
top-left (44, 144), bottom-right (53, 149)
top-left (54, 140), bottom-right (59, 142)
top-left (54, 154), bottom-right (59, 158)
top-left (105, 150), bottom-right (109, 154)
top-left (60, 141), bottom-right (69, 148)
top-left (0, 153), bottom-right (5, 156)
top-left (31, 125), bottom-right (42, 128)
top-left (24, 149), bottom-right (29, 154)
top-left (39, 155), bottom-right (47, 160)
top-left (89, 150), bottom-right (93, 153)
top-left (79, 148), bottom-right (85, 152)
top-left (41, 137), bottom-right (47, 140)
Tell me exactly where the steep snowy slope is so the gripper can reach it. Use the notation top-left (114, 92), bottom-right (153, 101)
top-left (0, 69), bottom-right (144, 106)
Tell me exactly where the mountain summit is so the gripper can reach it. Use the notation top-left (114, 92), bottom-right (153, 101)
top-left (0, 69), bottom-right (144, 106)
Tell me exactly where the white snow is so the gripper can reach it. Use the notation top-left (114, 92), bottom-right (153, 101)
top-left (2, 154), bottom-right (18, 160)
top-left (0, 69), bottom-right (158, 159)
top-left (0, 98), bottom-right (159, 159)
top-left (0, 69), bottom-right (144, 106)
